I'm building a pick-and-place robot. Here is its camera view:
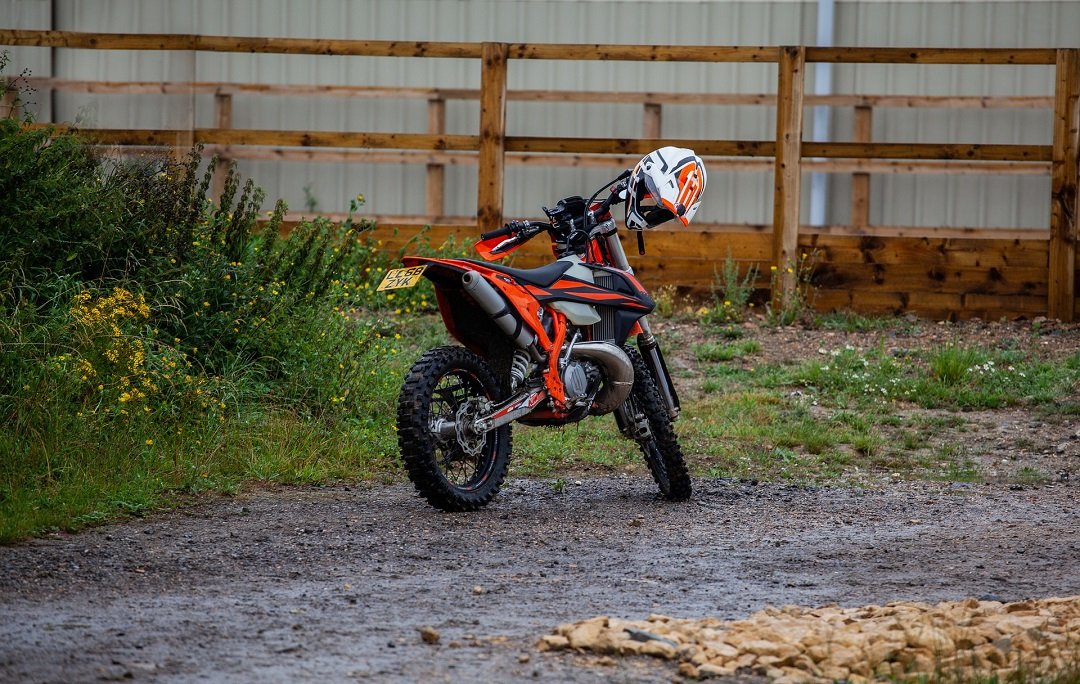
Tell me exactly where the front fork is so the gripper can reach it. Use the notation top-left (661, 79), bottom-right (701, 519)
top-left (600, 221), bottom-right (681, 422)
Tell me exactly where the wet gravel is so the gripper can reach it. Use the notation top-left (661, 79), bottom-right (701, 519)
top-left (2, 476), bottom-right (1079, 682)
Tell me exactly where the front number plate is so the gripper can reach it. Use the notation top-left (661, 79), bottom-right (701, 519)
top-left (377, 265), bottom-right (427, 291)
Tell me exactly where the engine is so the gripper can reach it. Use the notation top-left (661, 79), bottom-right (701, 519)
top-left (562, 359), bottom-right (602, 407)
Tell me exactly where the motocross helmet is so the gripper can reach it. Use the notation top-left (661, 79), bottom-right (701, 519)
top-left (625, 147), bottom-right (707, 230)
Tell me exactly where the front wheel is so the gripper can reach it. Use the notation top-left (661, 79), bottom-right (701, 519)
top-left (397, 346), bottom-right (511, 511)
top-left (620, 347), bottom-right (692, 501)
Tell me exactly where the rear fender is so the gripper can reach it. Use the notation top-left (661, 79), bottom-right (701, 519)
top-left (404, 256), bottom-right (556, 351)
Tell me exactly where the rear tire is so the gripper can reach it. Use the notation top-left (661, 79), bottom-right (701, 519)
top-left (397, 346), bottom-right (511, 511)
top-left (622, 347), bottom-right (692, 501)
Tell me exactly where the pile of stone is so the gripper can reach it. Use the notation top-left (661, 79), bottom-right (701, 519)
top-left (538, 596), bottom-right (1080, 682)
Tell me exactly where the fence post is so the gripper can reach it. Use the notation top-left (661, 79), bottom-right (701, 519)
top-left (426, 97), bottom-right (446, 219)
top-left (211, 92), bottom-right (233, 202)
top-left (643, 102), bottom-right (662, 138)
top-left (477, 42), bottom-right (508, 234)
top-left (1049, 48), bottom-right (1079, 322)
top-left (771, 46), bottom-right (806, 306)
top-left (851, 104), bottom-right (872, 228)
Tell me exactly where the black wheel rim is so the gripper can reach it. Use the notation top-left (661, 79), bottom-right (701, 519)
top-left (429, 368), bottom-right (496, 491)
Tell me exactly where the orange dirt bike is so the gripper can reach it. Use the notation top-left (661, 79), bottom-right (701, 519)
top-left (381, 170), bottom-right (690, 511)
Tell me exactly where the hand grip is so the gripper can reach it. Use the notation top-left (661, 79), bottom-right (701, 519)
top-left (480, 223), bottom-right (515, 241)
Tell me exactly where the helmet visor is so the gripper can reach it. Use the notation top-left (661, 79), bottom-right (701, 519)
top-left (635, 174), bottom-right (675, 227)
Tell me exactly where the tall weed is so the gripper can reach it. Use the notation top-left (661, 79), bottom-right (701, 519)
top-left (0, 120), bottom-right (446, 540)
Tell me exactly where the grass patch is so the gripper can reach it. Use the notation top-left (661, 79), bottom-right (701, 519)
top-left (814, 310), bottom-right (914, 334)
top-left (694, 339), bottom-right (761, 363)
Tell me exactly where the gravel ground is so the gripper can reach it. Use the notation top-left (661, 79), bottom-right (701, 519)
top-left (2, 476), bottom-right (1079, 683)
top-left (4, 317), bottom-right (1079, 682)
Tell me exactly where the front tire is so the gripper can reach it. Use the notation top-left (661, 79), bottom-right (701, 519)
top-left (622, 347), bottom-right (692, 501)
top-left (397, 346), bottom-right (511, 511)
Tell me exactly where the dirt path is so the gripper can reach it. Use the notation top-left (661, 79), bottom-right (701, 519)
top-left (2, 477), bottom-right (1079, 682)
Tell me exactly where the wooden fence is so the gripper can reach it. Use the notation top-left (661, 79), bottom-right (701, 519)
top-left (2, 30), bottom-right (1078, 321)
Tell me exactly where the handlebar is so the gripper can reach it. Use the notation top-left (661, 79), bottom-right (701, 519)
top-left (591, 170), bottom-right (631, 218)
top-left (480, 220), bottom-right (549, 241)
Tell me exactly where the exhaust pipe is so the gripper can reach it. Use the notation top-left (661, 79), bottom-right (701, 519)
top-left (461, 270), bottom-right (537, 350)
top-left (462, 270), bottom-right (632, 414)
top-left (571, 342), bottom-right (633, 415)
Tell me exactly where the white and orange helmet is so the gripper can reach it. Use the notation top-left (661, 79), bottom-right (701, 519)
top-left (624, 147), bottom-right (707, 230)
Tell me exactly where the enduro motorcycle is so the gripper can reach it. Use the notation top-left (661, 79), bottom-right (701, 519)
top-left (381, 168), bottom-right (691, 511)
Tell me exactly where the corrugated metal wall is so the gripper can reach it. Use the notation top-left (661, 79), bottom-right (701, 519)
top-left (4, 0), bottom-right (1078, 229)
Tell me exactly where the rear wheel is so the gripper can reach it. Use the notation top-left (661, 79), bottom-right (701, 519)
top-left (397, 346), bottom-right (511, 511)
top-left (621, 347), bottom-right (692, 501)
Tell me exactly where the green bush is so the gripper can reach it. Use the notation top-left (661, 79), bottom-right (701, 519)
top-left (0, 117), bottom-right (451, 540)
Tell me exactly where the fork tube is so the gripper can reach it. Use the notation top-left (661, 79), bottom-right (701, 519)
top-left (603, 225), bottom-right (655, 339)
top-left (603, 224), bottom-right (679, 419)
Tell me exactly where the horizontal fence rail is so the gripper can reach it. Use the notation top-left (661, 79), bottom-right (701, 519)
top-left (3, 30), bottom-right (1078, 321)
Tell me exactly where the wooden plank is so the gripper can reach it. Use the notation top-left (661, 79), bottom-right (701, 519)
top-left (802, 141), bottom-right (1052, 162)
top-left (506, 137), bottom-right (775, 157)
top-left (963, 293), bottom-right (1048, 315)
top-left (198, 129), bottom-right (480, 150)
top-left (815, 289), bottom-right (1048, 319)
top-left (851, 105), bottom-right (872, 227)
top-left (814, 289), bottom-right (958, 316)
top-left (43, 126), bottom-right (480, 150)
top-left (267, 211), bottom-right (1047, 243)
top-left (506, 44), bottom-right (778, 63)
top-left (772, 46), bottom-right (806, 303)
top-left (206, 147), bottom-right (480, 165)
top-left (812, 262), bottom-right (1048, 296)
top-left (806, 94), bottom-right (1053, 109)
top-left (196, 145), bottom-right (1046, 175)
top-left (0, 30), bottom-right (484, 58)
top-left (800, 235), bottom-right (1051, 269)
top-left (1049, 48), bottom-right (1080, 321)
top-left (275, 215), bottom-right (776, 235)
top-left (426, 98), bottom-right (446, 217)
top-left (613, 230), bottom-right (773, 261)
top-left (804, 224), bottom-right (1049, 240)
top-left (28, 79), bottom-right (1055, 110)
top-left (477, 42), bottom-right (508, 234)
top-left (0, 29), bottom-right (202, 50)
top-left (805, 47), bottom-right (1056, 65)
top-left (801, 159), bottom-right (1049, 176)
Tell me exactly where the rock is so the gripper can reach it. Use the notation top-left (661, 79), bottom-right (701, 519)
top-left (418, 626), bottom-right (440, 645)
top-left (698, 662), bottom-right (736, 678)
top-left (638, 640), bottom-right (678, 659)
top-left (542, 596), bottom-right (1080, 680)
top-left (677, 662), bottom-right (699, 679)
top-left (517, 654), bottom-right (530, 664)
top-left (701, 640), bottom-right (739, 659)
top-left (537, 635), bottom-right (569, 651)
top-left (618, 640), bottom-right (644, 656)
top-left (567, 617), bottom-right (608, 650)
top-left (905, 626), bottom-right (955, 655)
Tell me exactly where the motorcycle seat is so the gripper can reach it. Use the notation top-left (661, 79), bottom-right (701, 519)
top-left (462, 259), bottom-right (574, 288)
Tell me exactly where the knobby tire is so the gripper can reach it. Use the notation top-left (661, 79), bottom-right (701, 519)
top-left (397, 346), bottom-right (511, 512)
top-left (624, 346), bottom-right (692, 501)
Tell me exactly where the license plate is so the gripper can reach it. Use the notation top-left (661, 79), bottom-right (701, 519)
top-left (377, 265), bottom-right (427, 291)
